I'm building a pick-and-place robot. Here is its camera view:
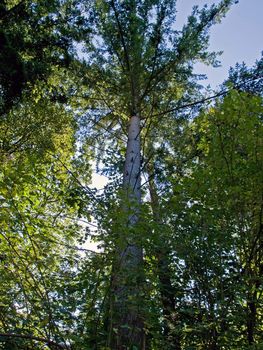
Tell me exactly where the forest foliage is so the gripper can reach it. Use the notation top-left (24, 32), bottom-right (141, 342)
top-left (0, 0), bottom-right (262, 349)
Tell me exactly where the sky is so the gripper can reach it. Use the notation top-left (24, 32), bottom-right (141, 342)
top-left (176, 0), bottom-right (263, 88)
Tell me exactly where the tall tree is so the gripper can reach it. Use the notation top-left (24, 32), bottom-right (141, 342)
top-left (79, 0), bottom-right (236, 347)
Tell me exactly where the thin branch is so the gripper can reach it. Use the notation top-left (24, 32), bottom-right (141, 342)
top-left (152, 75), bottom-right (263, 118)
top-left (110, 0), bottom-right (131, 72)
top-left (153, 89), bottom-right (228, 118)
top-left (0, 333), bottom-right (66, 349)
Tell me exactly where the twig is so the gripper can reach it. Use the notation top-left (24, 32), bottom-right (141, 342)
top-left (0, 333), bottom-right (67, 349)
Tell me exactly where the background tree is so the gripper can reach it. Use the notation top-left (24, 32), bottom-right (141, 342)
top-left (159, 62), bottom-right (263, 348)
top-left (0, 0), bottom-right (88, 114)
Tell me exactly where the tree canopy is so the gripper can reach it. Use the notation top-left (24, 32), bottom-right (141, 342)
top-left (0, 0), bottom-right (262, 349)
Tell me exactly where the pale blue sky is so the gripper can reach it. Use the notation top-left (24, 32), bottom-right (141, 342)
top-left (176, 0), bottom-right (263, 88)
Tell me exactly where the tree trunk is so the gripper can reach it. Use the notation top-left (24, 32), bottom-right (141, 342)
top-left (110, 115), bottom-right (145, 349)
top-left (247, 299), bottom-right (256, 345)
top-left (246, 273), bottom-right (259, 346)
top-left (147, 162), bottom-right (181, 350)
top-left (245, 231), bottom-right (262, 346)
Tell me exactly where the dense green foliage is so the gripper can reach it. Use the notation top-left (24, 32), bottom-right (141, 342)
top-left (0, 0), bottom-right (262, 349)
top-left (0, 0), bottom-right (88, 113)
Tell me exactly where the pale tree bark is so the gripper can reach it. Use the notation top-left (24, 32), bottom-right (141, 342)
top-left (147, 162), bottom-right (181, 350)
top-left (109, 114), bottom-right (145, 349)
